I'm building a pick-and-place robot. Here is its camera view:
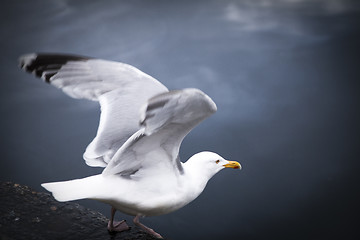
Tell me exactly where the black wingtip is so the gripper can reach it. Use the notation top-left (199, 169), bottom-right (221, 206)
top-left (18, 53), bottom-right (91, 82)
top-left (18, 53), bottom-right (37, 71)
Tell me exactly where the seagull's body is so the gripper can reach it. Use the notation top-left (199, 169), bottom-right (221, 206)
top-left (45, 152), bottom-right (220, 217)
top-left (19, 54), bottom-right (241, 238)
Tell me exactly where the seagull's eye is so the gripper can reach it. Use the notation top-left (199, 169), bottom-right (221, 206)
top-left (215, 160), bottom-right (220, 164)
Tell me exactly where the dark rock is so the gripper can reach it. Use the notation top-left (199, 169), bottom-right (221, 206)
top-left (0, 182), bottom-right (159, 240)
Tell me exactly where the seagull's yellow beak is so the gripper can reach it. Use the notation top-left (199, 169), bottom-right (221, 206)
top-left (223, 160), bottom-right (241, 169)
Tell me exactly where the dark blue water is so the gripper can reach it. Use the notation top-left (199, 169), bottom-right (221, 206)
top-left (1, 1), bottom-right (359, 239)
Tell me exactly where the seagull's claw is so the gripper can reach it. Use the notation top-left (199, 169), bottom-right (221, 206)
top-left (140, 227), bottom-right (163, 239)
top-left (133, 214), bottom-right (163, 239)
top-left (107, 220), bottom-right (130, 232)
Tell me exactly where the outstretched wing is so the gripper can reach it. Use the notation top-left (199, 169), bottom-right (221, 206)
top-left (19, 53), bottom-right (168, 167)
top-left (103, 88), bottom-right (217, 177)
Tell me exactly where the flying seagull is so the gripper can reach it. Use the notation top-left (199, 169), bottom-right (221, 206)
top-left (19, 53), bottom-right (241, 239)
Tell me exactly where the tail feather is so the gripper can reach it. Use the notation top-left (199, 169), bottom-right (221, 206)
top-left (41, 174), bottom-right (103, 202)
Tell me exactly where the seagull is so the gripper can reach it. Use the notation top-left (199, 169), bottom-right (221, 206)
top-left (19, 53), bottom-right (241, 239)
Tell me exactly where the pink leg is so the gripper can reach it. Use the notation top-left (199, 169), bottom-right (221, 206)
top-left (133, 214), bottom-right (163, 239)
top-left (107, 207), bottom-right (130, 232)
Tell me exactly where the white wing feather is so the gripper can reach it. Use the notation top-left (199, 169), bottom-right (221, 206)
top-left (103, 88), bottom-right (217, 176)
top-left (19, 54), bottom-right (168, 167)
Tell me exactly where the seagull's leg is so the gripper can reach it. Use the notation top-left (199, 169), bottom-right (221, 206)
top-left (107, 207), bottom-right (130, 232)
top-left (133, 214), bottom-right (163, 239)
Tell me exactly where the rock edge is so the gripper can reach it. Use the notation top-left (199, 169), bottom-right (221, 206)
top-left (0, 182), bottom-right (159, 240)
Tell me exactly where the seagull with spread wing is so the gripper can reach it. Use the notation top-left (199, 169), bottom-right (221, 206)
top-left (19, 54), bottom-right (241, 239)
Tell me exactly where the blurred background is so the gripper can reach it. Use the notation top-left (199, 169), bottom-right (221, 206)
top-left (1, 0), bottom-right (359, 239)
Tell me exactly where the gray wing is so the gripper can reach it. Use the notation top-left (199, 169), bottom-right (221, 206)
top-left (102, 88), bottom-right (217, 176)
top-left (19, 53), bottom-right (168, 167)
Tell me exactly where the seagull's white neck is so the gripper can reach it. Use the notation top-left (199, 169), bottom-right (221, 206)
top-left (181, 157), bottom-right (218, 199)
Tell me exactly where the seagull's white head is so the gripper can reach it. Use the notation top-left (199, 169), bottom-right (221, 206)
top-left (185, 151), bottom-right (241, 180)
